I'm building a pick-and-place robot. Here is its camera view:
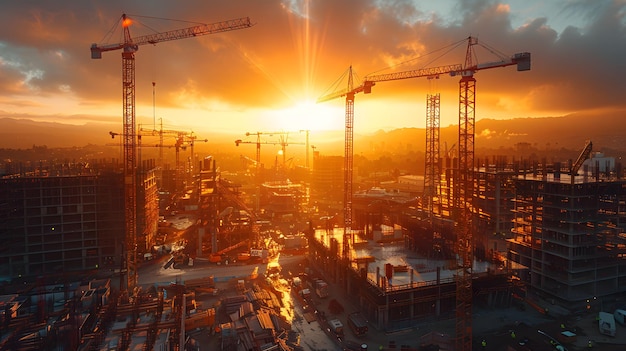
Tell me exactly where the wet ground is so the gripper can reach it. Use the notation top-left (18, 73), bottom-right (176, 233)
top-left (273, 254), bottom-right (626, 351)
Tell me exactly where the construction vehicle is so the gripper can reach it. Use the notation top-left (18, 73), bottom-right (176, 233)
top-left (329, 319), bottom-right (344, 335)
top-left (309, 278), bottom-right (329, 298)
top-left (347, 312), bottom-right (368, 336)
top-left (318, 36), bottom-right (530, 350)
top-left (91, 14), bottom-right (251, 293)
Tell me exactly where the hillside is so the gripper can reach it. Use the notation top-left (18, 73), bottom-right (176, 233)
top-left (353, 110), bottom-right (626, 160)
top-left (0, 118), bottom-right (118, 149)
top-left (1, 109), bottom-right (625, 162)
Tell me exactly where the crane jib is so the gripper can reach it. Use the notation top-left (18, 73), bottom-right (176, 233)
top-left (90, 17), bottom-right (252, 59)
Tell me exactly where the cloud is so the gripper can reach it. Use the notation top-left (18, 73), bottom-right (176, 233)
top-left (0, 0), bottom-right (624, 131)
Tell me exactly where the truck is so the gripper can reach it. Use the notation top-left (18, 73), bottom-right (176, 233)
top-left (328, 319), bottom-right (344, 335)
top-left (347, 312), bottom-right (368, 336)
top-left (599, 311), bottom-right (616, 337)
top-left (313, 279), bottom-right (329, 298)
top-left (299, 288), bottom-right (311, 300)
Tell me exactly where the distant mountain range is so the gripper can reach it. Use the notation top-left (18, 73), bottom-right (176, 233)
top-left (1, 109), bottom-right (625, 160)
top-left (354, 109), bottom-right (626, 160)
top-left (0, 118), bottom-right (118, 149)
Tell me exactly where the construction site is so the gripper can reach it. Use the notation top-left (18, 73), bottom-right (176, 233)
top-left (3, 9), bottom-right (626, 351)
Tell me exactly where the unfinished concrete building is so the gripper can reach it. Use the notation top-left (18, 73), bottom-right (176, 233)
top-left (0, 159), bottom-right (159, 282)
top-left (308, 227), bottom-right (512, 332)
top-left (508, 171), bottom-right (626, 305)
top-left (473, 160), bottom-right (518, 261)
top-left (307, 147), bottom-right (626, 332)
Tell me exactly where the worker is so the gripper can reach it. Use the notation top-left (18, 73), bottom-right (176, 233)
top-left (588, 340), bottom-right (593, 348)
top-left (560, 323), bottom-right (566, 329)
top-left (481, 339), bottom-right (487, 349)
top-left (510, 330), bottom-right (516, 339)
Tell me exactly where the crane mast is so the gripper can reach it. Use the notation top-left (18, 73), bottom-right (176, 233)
top-left (455, 39), bottom-right (478, 351)
top-left (122, 17), bottom-right (138, 293)
top-left (318, 66), bottom-right (359, 262)
top-left (91, 13), bottom-right (252, 295)
top-left (343, 72), bottom-right (356, 261)
top-left (424, 91), bottom-right (440, 214)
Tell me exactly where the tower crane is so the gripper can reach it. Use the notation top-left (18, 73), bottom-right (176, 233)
top-left (236, 131), bottom-right (306, 176)
top-left (139, 127), bottom-right (207, 185)
top-left (181, 132), bottom-right (207, 181)
top-left (276, 133), bottom-right (306, 169)
top-left (91, 13), bottom-right (252, 294)
top-left (235, 134), bottom-right (280, 181)
top-left (139, 127), bottom-right (186, 172)
top-left (235, 134), bottom-right (281, 217)
top-left (317, 66), bottom-right (363, 262)
top-left (318, 36), bottom-right (530, 351)
top-left (110, 129), bottom-right (208, 193)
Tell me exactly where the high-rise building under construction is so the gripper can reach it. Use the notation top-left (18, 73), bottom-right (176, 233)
top-left (507, 170), bottom-right (626, 304)
top-left (0, 160), bottom-right (159, 283)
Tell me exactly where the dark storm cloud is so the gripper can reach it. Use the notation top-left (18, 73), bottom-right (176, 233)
top-left (529, 0), bottom-right (626, 111)
top-left (359, 0), bottom-right (626, 115)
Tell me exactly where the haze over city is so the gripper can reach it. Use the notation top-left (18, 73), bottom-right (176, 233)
top-left (1, 0), bottom-right (625, 148)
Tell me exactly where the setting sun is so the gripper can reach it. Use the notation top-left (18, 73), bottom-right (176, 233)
top-left (262, 100), bottom-right (344, 132)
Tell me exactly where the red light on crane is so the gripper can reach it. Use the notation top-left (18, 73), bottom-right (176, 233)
top-left (122, 17), bottom-right (132, 27)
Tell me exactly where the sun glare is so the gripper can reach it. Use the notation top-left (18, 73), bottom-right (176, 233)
top-left (266, 100), bottom-right (343, 132)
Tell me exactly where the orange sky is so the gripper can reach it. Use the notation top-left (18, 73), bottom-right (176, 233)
top-left (1, 0), bottom-right (625, 147)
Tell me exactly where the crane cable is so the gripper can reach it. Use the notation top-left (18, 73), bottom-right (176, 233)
top-left (366, 37), bottom-right (468, 77)
top-left (96, 13), bottom-right (216, 45)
